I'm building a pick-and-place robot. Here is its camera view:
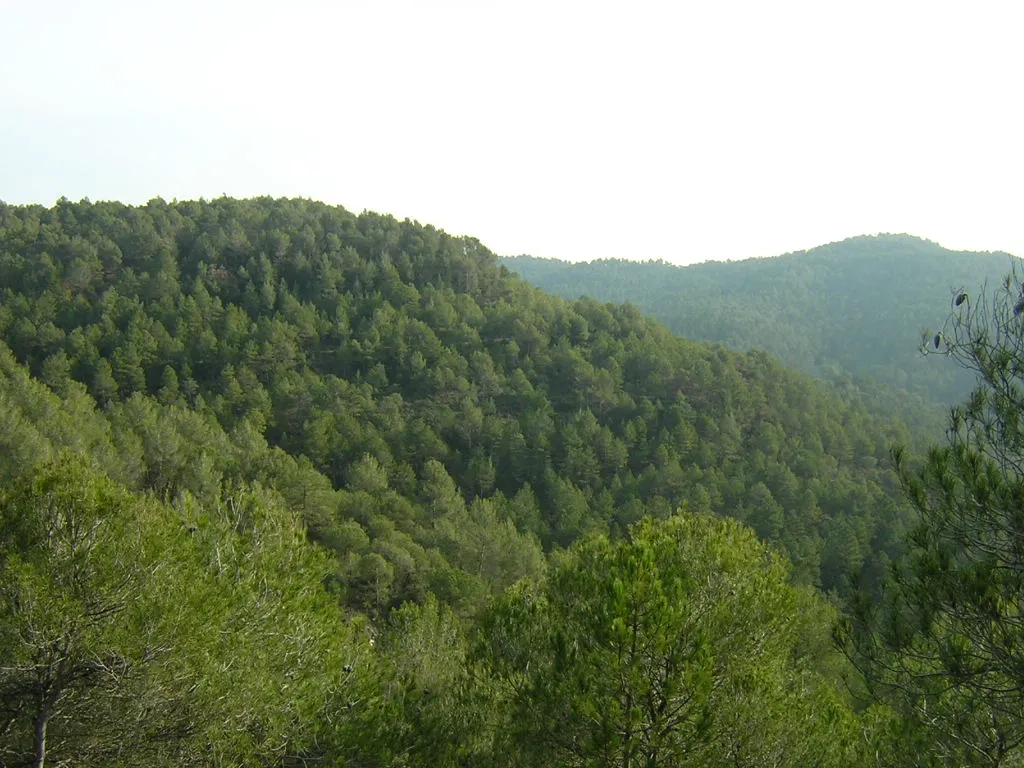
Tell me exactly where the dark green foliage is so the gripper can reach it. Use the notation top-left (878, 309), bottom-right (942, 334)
top-left (0, 198), bottom-right (916, 599)
top-left (842, 270), bottom-right (1024, 766)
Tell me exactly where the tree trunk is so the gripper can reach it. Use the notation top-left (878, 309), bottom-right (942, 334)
top-left (33, 705), bottom-right (49, 768)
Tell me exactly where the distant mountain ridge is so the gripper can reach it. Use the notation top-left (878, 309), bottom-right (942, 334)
top-left (503, 234), bottom-right (1019, 405)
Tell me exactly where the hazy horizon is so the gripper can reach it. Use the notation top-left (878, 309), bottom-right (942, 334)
top-left (2, 0), bottom-right (1022, 265)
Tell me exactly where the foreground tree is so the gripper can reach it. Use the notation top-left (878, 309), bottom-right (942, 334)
top-left (843, 271), bottom-right (1024, 766)
top-left (323, 595), bottom-right (497, 767)
top-left (476, 513), bottom-right (866, 767)
top-left (0, 458), bottom-right (359, 767)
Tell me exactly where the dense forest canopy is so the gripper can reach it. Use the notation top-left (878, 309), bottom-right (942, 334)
top-left (0, 196), bottom-right (995, 765)
top-left (503, 235), bottom-right (1018, 408)
top-left (0, 197), bottom-right (918, 597)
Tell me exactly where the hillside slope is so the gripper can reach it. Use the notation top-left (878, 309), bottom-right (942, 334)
top-left (504, 235), bottom-right (1018, 405)
top-left (0, 198), bottom-right (917, 598)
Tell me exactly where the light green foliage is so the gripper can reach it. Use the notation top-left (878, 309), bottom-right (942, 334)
top-left (329, 595), bottom-right (493, 766)
top-left (432, 496), bottom-right (547, 594)
top-left (0, 459), bottom-right (359, 767)
top-left (0, 341), bottom-right (120, 483)
top-left (477, 513), bottom-right (867, 767)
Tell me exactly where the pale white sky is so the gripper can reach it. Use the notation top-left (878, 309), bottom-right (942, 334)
top-left (1, 0), bottom-right (1022, 264)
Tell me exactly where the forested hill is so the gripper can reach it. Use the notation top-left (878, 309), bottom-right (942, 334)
top-left (0, 197), bottom-right (950, 765)
top-left (0, 197), bottom-right (912, 599)
top-left (504, 235), bottom-right (1018, 405)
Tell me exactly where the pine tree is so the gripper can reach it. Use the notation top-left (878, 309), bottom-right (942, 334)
top-left (844, 273), bottom-right (1024, 766)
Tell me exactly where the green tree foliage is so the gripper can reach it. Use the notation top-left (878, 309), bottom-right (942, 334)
top-left (0, 198), bottom-right (916, 600)
top-left (505, 235), bottom-right (1019, 423)
top-left (327, 595), bottom-right (494, 766)
top-left (476, 513), bottom-right (867, 767)
top-left (0, 458), bottom-right (362, 767)
top-left (842, 272), bottom-right (1024, 766)
top-left (0, 196), bottom-right (939, 763)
